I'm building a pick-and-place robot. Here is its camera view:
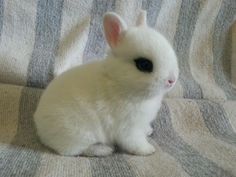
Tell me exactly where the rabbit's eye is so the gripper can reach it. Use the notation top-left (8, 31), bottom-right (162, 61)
top-left (134, 57), bottom-right (153, 73)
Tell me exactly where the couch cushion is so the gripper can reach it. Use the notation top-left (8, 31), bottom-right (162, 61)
top-left (0, 83), bottom-right (235, 177)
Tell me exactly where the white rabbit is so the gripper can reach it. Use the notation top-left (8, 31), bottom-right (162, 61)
top-left (34, 10), bottom-right (179, 156)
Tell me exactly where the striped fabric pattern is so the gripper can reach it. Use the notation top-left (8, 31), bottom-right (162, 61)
top-left (0, 0), bottom-right (235, 176)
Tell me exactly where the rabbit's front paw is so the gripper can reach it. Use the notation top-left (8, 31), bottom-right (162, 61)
top-left (119, 136), bottom-right (156, 156)
top-left (146, 126), bottom-right (153, 136)
top-left (132, 143), bottom-right (155, 155)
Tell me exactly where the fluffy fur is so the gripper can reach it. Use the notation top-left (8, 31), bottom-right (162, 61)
top-left (34, 11), bottom-right (179, 156)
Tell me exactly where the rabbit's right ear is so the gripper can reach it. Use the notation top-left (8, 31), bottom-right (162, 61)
top-left (103, 12), bottom-right (127, 48)
top-left (136, 10), bottom-right (147, 26)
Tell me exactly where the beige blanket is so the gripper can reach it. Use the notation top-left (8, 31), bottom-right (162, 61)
top-left (0, 0), bottom-right (235, 176)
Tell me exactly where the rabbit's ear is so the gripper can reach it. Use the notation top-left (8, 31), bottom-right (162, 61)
top-left (136, 10), bottom-right (147, 26)
top-left (103, 12), bottom-right (127, 48)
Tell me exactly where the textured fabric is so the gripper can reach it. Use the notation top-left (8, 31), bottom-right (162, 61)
top-left (0, 0), bottom-right (235, 99)
top-left (0, 83), bottom-right (236, 177)
top-left (0, 0), bottom-right (236, 177)
top-left (232, 21), bottom-right (236, 87)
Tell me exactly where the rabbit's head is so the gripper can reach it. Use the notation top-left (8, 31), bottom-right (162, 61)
top-left (103, 10), bottom-right (179, 97)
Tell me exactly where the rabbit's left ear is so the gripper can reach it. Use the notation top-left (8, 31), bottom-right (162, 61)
top-left (136, 10), bottom-right (147, 26)
top-left (103, 12), bottom-right (127, 48)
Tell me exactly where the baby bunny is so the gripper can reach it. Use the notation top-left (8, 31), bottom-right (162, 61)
top-left (34, 10), bottom-right (179, 156)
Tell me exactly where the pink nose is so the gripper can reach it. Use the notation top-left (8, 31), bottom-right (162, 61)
top-left (168, 79), bottom-right (175, 84)
top-left (165, 78), bottom-right (176, 88)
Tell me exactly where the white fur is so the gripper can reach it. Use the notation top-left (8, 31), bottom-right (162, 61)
top-left (34, 11), bottom-right (179, 156)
